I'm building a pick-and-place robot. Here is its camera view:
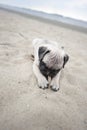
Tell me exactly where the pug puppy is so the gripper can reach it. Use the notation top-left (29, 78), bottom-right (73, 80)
top-left (32, 38), bottom-right (69, 91)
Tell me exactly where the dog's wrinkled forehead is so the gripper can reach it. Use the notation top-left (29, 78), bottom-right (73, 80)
top-left (38, 46), bottom-right (64, 69)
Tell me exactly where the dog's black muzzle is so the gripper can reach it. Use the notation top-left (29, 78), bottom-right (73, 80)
top-left (39, 61), bottom-right (60, 80)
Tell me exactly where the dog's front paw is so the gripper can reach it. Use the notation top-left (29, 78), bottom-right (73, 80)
top-left (50, 85), bottom-right (59, 92)
top-left (50, 79), bottom-right (60, 92)
top-left (38, 77), bottom-right (49, 89)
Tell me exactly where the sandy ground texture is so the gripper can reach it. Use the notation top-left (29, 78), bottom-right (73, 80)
top-left (0, 9), bottom-right (87, 130)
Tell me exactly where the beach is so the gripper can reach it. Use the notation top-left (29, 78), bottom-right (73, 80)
top-left (0, 9), bottom-right (87, 130)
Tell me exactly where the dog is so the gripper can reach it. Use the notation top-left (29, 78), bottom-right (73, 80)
top-left (32, 38), bottom-right (69, 91)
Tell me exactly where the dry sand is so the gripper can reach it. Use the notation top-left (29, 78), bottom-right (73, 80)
top-left (0, 9), bottom-right (87, 130)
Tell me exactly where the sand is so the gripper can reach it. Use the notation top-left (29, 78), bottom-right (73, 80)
top-left (0, 9), bottom-right (87, 130)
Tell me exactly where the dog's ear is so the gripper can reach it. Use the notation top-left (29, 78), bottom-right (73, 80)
top-left (38, 46), bottom-right (50, 61)
top-left (63, 54), bottom-right (69, 68)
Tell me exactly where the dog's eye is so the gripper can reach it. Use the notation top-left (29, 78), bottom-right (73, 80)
top-left (39, 61), bottom-right (47, 70)
top-left (40, 64), bottom-right (45, 70)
